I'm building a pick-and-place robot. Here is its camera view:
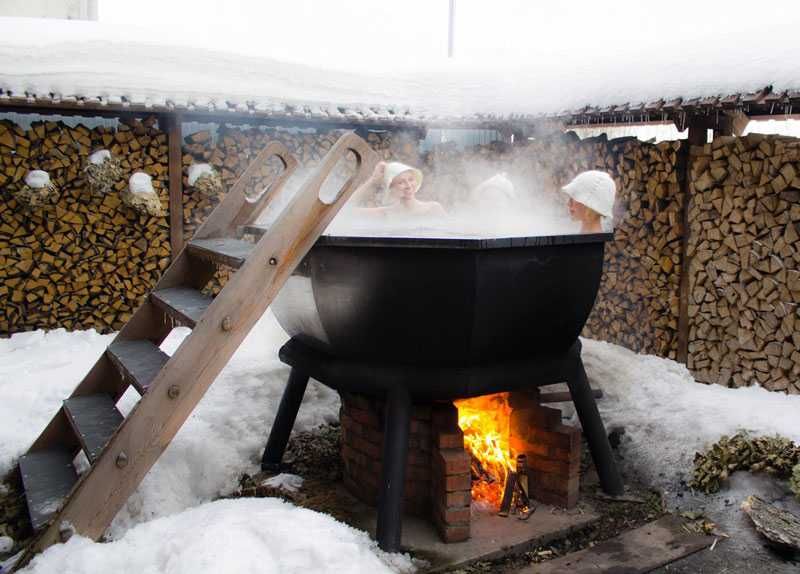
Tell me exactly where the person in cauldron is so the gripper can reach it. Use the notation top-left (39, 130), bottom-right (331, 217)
top-left (353, 161), bottom-right (446, 217)
top-left (560, 170), bottom-right (616, 233)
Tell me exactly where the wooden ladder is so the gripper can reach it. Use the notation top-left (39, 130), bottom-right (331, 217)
top-left (13, 132), bottom-right (378, 567)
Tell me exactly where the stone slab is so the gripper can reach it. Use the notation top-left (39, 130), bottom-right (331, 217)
top-left (346, 491), bottom-right (599, 573)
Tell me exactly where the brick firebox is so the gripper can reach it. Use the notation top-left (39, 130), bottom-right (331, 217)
top-left (339, 389), bottom-right (582, 543)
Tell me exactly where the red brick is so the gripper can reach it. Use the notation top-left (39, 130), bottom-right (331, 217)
top-left (434, 448), bottom-right (470, 475)
top-left (406, 464), bottom-right (431, 481)
top-left (524, 427), bottom-right (579, 450)
top-left (436, 429), bottom-right (464, 449)
top-left (436, 502), bottom-right (470, 524)
top-left (441, 489), bottom-right (471, 508)
top-left (441, 472), bottom-right (471, 492)
top-left (532, 470), bottom-right (580, 494)
top-left (525, 456), bottom-right (573, 475)
top-left (549, 445), bottom-right (581, 463)
top-left (510, 404), bottom-right (561, 432)
top-left (410, 419), bottom-right (431, 436)
top-left (509, 436), bottom-right (549, 458)
top-left (340, 413), bottom-right (364, 437)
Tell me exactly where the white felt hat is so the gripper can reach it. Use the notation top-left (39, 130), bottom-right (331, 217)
top-left (560, 171), bottom-right (616, 218)
top-left (383, 161), bottom-right (423, 193)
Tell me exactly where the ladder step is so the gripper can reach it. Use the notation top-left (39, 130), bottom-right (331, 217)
top-left (151, 287), bottom-right (213, 328)
top-left (107, 339), bottom-right (170, 394)
top-left (19, 450), bottom-right (79, 530)
top-left (63, 395), bottom-right (124, 464)
top-left (187, 237), bottom-right (255, 269)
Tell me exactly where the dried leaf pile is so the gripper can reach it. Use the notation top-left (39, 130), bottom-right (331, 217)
top-left (84, 156), bottom-right (124, 194)
top-left (691, 432), bottom-right (800, 493)
top-left (13, 181), bottom-right (58, 207)
top-left (192, 171), bottom-right (223, 197)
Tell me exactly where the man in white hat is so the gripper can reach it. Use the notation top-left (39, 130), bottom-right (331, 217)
top-left (560, 171), bottom-right (616, 233)
top-left (354, 161), bottom-right (445, 217)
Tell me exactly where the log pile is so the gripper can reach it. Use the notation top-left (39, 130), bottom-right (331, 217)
top-left (686, 134), bottom-right (800, 394)
top-left (0, 117), bottom-right (170, 334)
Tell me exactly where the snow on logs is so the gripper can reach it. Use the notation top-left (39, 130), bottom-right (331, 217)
top-left (0, 117), bottom-right (170, 334)
top-left (687, 134), bottom-right (800, 393)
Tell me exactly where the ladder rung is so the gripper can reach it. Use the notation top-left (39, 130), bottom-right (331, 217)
top-left (19, 450), bottom-right (79, 530)
top-left (107, 340), bottom-right (170, 394)
top-left (187, 238), bottom-right (255, 269)
top-left (151, 287), bottom-right (213, 328)
top-left (63, 395), bottom-right (124, 464)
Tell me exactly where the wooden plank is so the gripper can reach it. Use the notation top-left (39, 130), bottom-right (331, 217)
top-left (63, 395), bottom-right (124, 464)
top-left (150, 287), bottom-right (213, 328)
top-left (19, 450), bottom-right (78, 530)
top-left (164, 114), bottom-right (184, 258)
top-left (24, 132), bottom-right (377, 559)
top-left (522, 515), bottom-right (712, 573)
top-left (106, 340), bottom-right (170, 394)
top-left (187, 238), bottom-right (255, 269)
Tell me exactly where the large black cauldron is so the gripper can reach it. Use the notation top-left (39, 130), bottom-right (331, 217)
top-left (264, 231), bottom-right (623, 552)
top-left (272, 232), bottom-right (611, 367)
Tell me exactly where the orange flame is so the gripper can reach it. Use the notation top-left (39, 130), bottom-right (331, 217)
top-left (455, 393), bottom-right (515, 509)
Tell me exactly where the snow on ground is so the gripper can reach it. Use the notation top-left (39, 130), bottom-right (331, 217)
top-left (23, 498), bottom-right (415, 574)
top-left (580, 338), bottom-right (800, 488)
top-left (2, 13), bottom-right (800, 120)
top-left (3, 316), bottom-right (800, 572)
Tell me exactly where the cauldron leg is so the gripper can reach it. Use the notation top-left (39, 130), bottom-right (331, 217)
top-left (261, 368), bottom-right (310, 471)
top-left (376, 387), bottom-right (411, 552)
top-left (567, 357), bottom-right (624, 496)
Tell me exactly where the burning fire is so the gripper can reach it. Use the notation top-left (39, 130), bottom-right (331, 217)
top-left (455, 392), bottom-right (515, 509)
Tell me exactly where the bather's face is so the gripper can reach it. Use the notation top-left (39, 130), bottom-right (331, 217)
top-left (568, 197), bottom-right (594, 222)
top-left (390, 170), bottom-right (420, 200)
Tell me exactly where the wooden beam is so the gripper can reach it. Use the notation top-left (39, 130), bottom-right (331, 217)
top-left (162, 114), bottom-right (184, 258)
top-left (676, 122), bottom-right (706, 365)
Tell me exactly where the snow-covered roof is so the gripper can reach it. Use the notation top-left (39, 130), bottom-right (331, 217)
top-left (2, 17), bottom-right (800, 128)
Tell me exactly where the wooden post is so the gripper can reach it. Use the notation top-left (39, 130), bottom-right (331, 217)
top-left (676, 121), bottom-right (707, 364)
top-left (163, 114), bottom-right (184, 257)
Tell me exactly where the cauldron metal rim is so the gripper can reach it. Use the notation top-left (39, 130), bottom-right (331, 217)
top-left (315, 231), bottom-right (614, 250)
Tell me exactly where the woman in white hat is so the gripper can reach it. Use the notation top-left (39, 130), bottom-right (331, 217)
top-left (355, 161), bottom-right (445, 217)
top-left (560, 171), bottom-right (616, 233)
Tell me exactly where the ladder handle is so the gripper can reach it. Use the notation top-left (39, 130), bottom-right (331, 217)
top-left (298, 131), bottom-right (377, 208)
top-left (230, 141), bottom-right (299, 227)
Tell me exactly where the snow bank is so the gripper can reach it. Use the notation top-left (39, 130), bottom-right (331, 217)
top-left (264, 473), bottom-right (304, 494)
top-left (23, 170), bottom-right (50, 189)
top-left (23, 498), bottom-right (415, 574)
top-left (1, 14), bottom-right (799, 119)
top-left (581, 338), bottom-right (800, 487)
top-left (128, 172), bottom-right (154, 195)
top-left (88, 149), bottom-right (111, 165)
top-left (187, 163), bottom-right (215, 186)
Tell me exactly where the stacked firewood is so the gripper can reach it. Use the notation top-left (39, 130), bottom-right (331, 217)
top-left (686, 134), bottom-right (800, 393)
top-left (0, 117), bottom-right (170, 334)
